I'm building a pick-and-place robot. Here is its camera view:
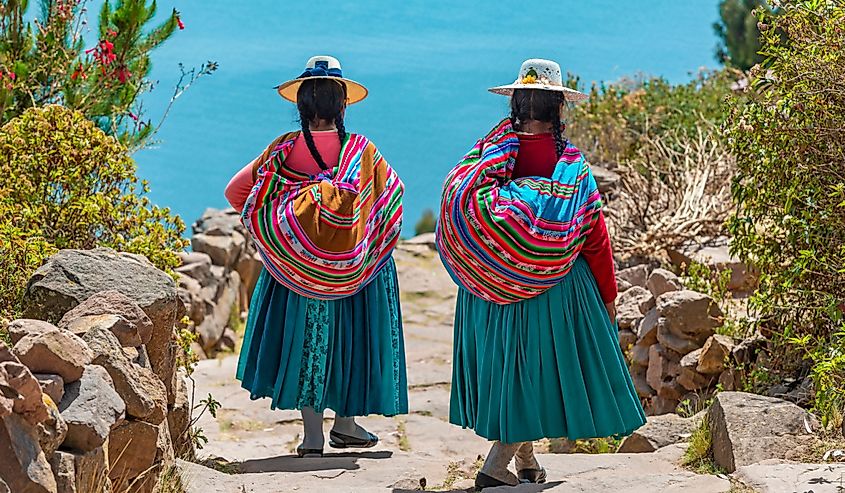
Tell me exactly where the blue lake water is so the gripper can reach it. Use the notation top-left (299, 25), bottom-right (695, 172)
top-left (134, 0), bottom-right (720, 232)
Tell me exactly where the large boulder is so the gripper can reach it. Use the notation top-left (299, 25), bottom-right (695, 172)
top-left (83, 326), bottom-right (167, 423)
top-left (708, 391), bottom-right (820, 473)
top-left (109, 419), bottom-right (175, 493)
top-left (617, 413), bottom-right (700, 453)
top-left (58, 290), bottom-right (154, 347)
top-left (22, 248), bottom-right (182, 402)
top-left (0, 413), bottom-right (58, 493)
top-left (12, 329), bottom-right (93, 384)
top-left (58, 365), bottom-right (125, 452)
top-left (655, 290), bottom-right (723, 355)
top-left (191, 232), bottom-right (245, 269)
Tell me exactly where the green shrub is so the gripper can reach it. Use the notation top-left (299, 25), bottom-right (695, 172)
top-left (0, 0), bottom-right (215, 149)
top-left (0, 105), bottom-right (187, 320)
top-left (414, 209), bottom-right (437, 237)
top-left (726, 1), bottom-right (845, 423)
top-left (566, 70), bottom-right (735, 167)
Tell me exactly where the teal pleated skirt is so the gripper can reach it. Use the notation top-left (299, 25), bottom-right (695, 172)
top-left (237, 258), bottom-right (408, 417)
top-left (450, 257), bottom-right (646, 443)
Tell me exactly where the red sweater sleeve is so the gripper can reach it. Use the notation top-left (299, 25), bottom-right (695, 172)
top-left (580, 211), bottom-right (618, 304)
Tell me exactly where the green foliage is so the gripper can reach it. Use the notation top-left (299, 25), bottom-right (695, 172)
top-left (682, 418), bottom-right (723, 475)
top-left (566, 70), bottom-right (735, 166)
top-left (414, 208), bottom-right (437, 237)
top-left (0, 0), bottom-right (215, 149)
top-left (726, 1), bottom-right (845, 423)
top-left (0, 105), bottom-right (187, 319)
top-left (713, 0), bottom-right (769, 71)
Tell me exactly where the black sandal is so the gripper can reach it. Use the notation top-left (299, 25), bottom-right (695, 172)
top-left (328, 429), bottom-right (378, 449)
top-left (474, 472), bottom-right (529, 491)
top-left (517, 467), bottom-right (547, 484)
top-left (296, 445), bottom-right (323, 458)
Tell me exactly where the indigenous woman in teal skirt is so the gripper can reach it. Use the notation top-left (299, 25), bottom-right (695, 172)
top-left (437, 59), bottom-right (646, 490)
top-left (225, 56), bottom-right (407, 457)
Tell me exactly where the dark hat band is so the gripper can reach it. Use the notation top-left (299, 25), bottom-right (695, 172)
top-left (298, 60), bottom-right (342, 79)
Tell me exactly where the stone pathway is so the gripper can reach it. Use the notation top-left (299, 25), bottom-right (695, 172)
top-left (177, 243), bottom-right (748, 492)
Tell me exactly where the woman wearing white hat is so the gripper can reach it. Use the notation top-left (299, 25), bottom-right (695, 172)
top-left (225, 56), bottom-right (407, 457)
top-left (437, 59), bottom-right (646, 489)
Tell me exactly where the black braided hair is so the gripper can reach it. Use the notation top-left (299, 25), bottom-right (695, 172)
top-left (510, 89), bottom-right (566, 159)
top-left (296, 79), bottom-right (348, 170)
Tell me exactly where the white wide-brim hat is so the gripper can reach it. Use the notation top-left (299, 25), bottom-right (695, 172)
top-left (489, 58), bottom-right (588, 102)
top-left (276, 55), bottom-right (368, 105)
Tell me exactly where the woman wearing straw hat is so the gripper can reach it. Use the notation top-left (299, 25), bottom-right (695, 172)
top-left (225, 55), bottom-right (407, 457)
top-left (437, 58), bottom-right (646, 489)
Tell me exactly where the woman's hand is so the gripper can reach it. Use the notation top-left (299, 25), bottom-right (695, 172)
top-left (605, 301), bottom-right (617, 325)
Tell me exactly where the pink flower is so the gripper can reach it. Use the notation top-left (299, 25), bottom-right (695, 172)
top-left (177, 17), bottom-right (185, 30)
top-left (129, 112), bottom-right (139, 121)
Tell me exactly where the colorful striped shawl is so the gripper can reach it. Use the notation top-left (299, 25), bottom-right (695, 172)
top-left (436, 119), bottom-right (603, 304)
top-left (241, 132), bottom-right (403, 299)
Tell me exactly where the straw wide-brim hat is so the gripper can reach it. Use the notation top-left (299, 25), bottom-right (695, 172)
top-left (489, 58), bottom-right (587, 102)
top-left (276, 55), bottom-right (368, 104)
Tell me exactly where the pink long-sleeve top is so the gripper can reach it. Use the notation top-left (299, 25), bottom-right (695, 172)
top-left (225, 130), bottom-right (342, 213)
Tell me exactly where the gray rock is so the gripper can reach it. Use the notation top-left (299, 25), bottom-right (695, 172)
top-left (618, 413), bottom-right (699, 453)
top-left (677, 349), bottom-right (714, 392)
top-left (617, 277), bottom-right (633, 294)
top-left (697, 334), bottom-right (735, 375)
top-left (0, 413), bottom-right (58, 493)
top-left (50, 447), bottom-right (109, 493)
top-left (83, 326), bottom-right (167, 423)
top-left (196, 271), bottom-right (240, 351)
top-left (649, 395), bottom-right (681, 415)
top-left (21, 248), bottom-right (181, 402)
top-left (168, 371), bottom-right (193, 460)
top-left (630, 340), bottom-right (651, 368)
top-left (655, 290), bottom-right (723, 355)
top-left (58, 365), bottom-right (125, 452)
top-left (191, 232), bottom-right (245, 269)
top-left (592, 165), bottom-right (621, 194)
top-left (34, 374), bottom-right (64, 405)
top-left (7, 320), bottom-right (57, 345)
top-left (636, 307), bottom-right (658, 345)
top-left (109, 418), bottom-right (175, 492)
top-left (192, 208), bottom-right (243, 237)
top-left (176, 254), bottom-right (214, 287)
top-left (236, 250), bottom-right (263, 308)
top-left (58, 290), bottom-right (154, 347)
top-left (618, 330), bottom-right (637, 351)
top-left (630, 365), bottom-right (654, 399)
top-left (617, 264), bottom-right (650, 288)
top-left (178, 274), bottom-right (205, 325)
top-left (732, 334), bottom-right (767, 365)
top-left (646, 344), bottom-right (683, 401)
top-left (708, 391), bottom-right (820, 473)
top-left (1, 358), bottom-right (49, 425)
top-left (36, 396), bottom-right (67, 457)
top-left (667, 240), bottom-right (757, 291)
top-left (734, 461), bottom-right (845, 493)
top-left (646, 268), bottom-right (683, 298)
top-left (13, 329), bottom-right (93, 384)
top-left (617, 286), bottom-right (655, 330)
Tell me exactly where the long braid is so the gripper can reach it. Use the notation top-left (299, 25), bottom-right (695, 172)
top-left (552, 94), bottom-right (565, 159)
top-left (335, 113), bottom-right (346, 147)
top-left (300, 120), bottom-right (329, 170)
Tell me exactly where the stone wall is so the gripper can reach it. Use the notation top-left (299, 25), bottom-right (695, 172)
top-left (178, 208), bottom-right (261, 358)
top-left (1, 248), bottom-right (192, 493)
top-left (614, 264), bottom-right (760, 415)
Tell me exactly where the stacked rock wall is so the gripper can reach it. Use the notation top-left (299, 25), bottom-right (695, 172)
top-left (178, 209), bottom-right (261, 358)
top-left (615, 264), bottom-right (749, 415)
top-left (1, 248), bottom-right (192, 493)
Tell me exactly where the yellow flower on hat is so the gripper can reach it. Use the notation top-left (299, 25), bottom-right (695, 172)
top-left (522, 74), bottom-right (537, 84)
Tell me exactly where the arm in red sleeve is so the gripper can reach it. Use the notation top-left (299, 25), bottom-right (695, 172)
top-left (580, 211), bottom-right (618, 304)
top-left (224, 158), bottom-right (258, 213)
